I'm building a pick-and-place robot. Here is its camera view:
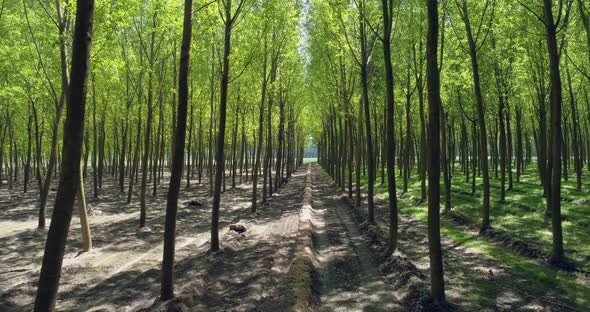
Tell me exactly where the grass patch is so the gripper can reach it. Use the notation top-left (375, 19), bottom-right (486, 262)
top-left (303, 158), bottom-right (317, 164)
top-left (348, 164), bottom-right (590, 307)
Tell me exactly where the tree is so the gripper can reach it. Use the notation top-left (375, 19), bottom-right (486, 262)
top-left (357, 0), bottom-right (376, 223)
top-left (161, 0), bottom-right (193, 300)
top-left (455, 0), bottom-right (494, 231)
top-left (34, 0), bottom-right (95, 309)
top-left (542, 0), bottom-right (570, 265)
top-left (426, 0), bottom-right (445, 304)
top-left (211, 0), bottom-right (247, 252)
top-left (380, 0), bottom-right (399, 251)
top-left (139, 6), bottom-right (160, 229)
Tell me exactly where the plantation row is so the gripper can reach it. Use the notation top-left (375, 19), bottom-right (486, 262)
top-left (1, 0), bottom-right (590, 310)
top-left (312, 0), bottom-right (590, 306)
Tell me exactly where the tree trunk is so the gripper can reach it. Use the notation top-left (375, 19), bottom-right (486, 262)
top-left (211, 0), bottom-right (234, 252)
top-left (161, 0), bottom-right (192, 299)
top-left (77, 164), bottom-right (92, 252)
top-left (34, 0), bottom-right (94, 308)
top-left (139, 11), bottom-right (158, 228)
top-left (252, 40), bottom-right (267, 212)
top-left (426, 0), bottom-right (445, 302)
top-left (381, 0), bottom-right (399, 251)
top-left (24, 104), bottom-right (33, 193)
top-left (461, 0), bottom-right (491, 231)
top-left (543, 0), bottom-right (564, 264)
top-left (566, 61), bottom-right (582, 191)
top-left (359, 0), bottom-right (375, 223)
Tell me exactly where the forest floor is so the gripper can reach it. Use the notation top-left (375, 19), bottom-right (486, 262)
top-left (309, 165), bottom-right (404, 311)
top-left (0, 167), bottom-right (304, 311)
top-left (1, 163), bottom-right (589, 311)
top-left (304, 164), bottom-right (588, 311)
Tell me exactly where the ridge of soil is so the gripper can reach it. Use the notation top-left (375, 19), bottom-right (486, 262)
top-left (308, 164), bottom-right (431, 312)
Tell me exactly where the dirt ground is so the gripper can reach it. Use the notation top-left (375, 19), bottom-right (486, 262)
top-left (309, 167), bottom-right (404, 311)
top-left (0, 167), bottom-right (304, 311)
top-left (1, 164), bottom-right (587, 311)
top-left (301, 164), bottom-right (586, 312)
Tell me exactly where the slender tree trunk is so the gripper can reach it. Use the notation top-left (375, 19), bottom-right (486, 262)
top-left (566, 62), bottom-right (582, 191)
top-left (92, 77), bottom-right (98, 198)
top-left (186, 103), bottom-right (194, 189)
top-left (263, 44), bottom-right (278, 202)
top-left (24, 104), bottom-right (33, 193)
top-left (32, 103), bottom-right (43, 193)
top-left (543, 0), bottom-right (564, 263)
top-left (98, 112), bottom-right (105, 189)
top-left (140, 11), bottom-right (158, 228)
top-left (231, 105), bottom-right (239, 189)
top-left (426, 0), bottom-right (445, 302)
top-left (506, 101), bottom-right (513, 190)
top-left (275, 89), bottom-right (285, 190)
top-left (34, 1), bottom-right (94, 308)
top-left (161, 0), bottom-right (192, 299)
top-left (38, 95), bottom-right (65, 229)
top-left (127, 114), bottom-right (142, 204)
top-left (77, 164), bottom-right (92, 252)
top-left (211, 0), bottom-right (234, 251)
top-left (441, 107), bottom-right (451, 212)
top-left (515, 106), bottom-right (523, 182)
top-left (461, 0), bottom-right (491, 230)
top-left (153, 82), bottom-right (164, 196)
top-left (493, 48), bottom-right (507, 201)
top-left (355, 99), bottom-right (363, 209)
top-left (381, 0), bottom-right (399, 251)
top-left (252, 41), bottom-right (267, 212)
top-left (359, 0), bottom-right (375, 223)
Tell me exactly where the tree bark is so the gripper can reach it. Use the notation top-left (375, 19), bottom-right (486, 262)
top-left (211, 0), bottom-right (235, 252)
top-left (460, 0), bottom-right (491, 231)
top-left (161, 0), bottom-right (192, 300)
top-left (426, 0), bottom-right (445, 303)
top-left (34, 0), bottom-right (94, 308)
top-left (381, 0), bottom-right (399, 251)
top-left (543, 0), bottom-right (564, 264)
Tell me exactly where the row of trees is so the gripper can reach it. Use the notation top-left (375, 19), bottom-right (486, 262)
top-left (0, 0), bottom-right (312, 310)
top-left (1, 0), bottom-right (588, 308)
top-left (0, 0), bottom-right (310, 226)
top-left (311, 0), bottom-right (589, 305)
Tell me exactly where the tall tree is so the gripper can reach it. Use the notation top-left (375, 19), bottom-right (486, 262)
top-left (456, 0), bottom-right (494, 231)
top-left (34, 0), bottom-right (95, 309)
top-left (426, 0), bottom-right (445, 304)
top-left (358, 0), bottom-right (376, 223)
top-left (139, 7), bottom-right (159, 229)
top-left (380, 0), bottom-right (399, 251)
top-left (542, 0), bottom-right (570, 264)
top-left (211, 0), bottom-right (246, 251)
top-left (161, 0), bottom-right (193, 300)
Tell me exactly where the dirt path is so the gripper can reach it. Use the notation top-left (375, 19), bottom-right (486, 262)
top-left (171, 166), bottom-right (307, 311)
top-left (309, 164), bottom-right (402, 311)
top-left (3, 164), bottom-right (585, 311)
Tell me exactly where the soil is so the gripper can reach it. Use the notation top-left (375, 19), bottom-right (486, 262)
top-left (0, 164), bottom-right (588, 311)
top-left (0, 168), bottom-right (304, 311)
top-left (309, 166), bottom-right (407, 311)
top-left (370, 190), bottom-right (584, 310)
top-left (447, 192), bottom-right (590, 276)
